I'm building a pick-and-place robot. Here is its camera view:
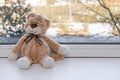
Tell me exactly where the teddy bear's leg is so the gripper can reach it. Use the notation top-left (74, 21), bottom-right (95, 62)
top-left (17, 56), bottom-right (31, 69)
top-left (43, 36), bottom-right (68, 56)
top-left (40, 56), bottom-right (54, 69)
top-left (8, 35), bottom-right (28, 61)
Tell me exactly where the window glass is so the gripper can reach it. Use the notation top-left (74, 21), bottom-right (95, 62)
top-left (0, 0), bottom-right (120, 44)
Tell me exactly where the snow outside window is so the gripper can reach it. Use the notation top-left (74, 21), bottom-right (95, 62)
top-left (0, 0), bottom-right (120, 44)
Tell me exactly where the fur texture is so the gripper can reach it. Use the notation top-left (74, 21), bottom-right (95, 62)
top-left (8, 13), bottom-right (68, 69)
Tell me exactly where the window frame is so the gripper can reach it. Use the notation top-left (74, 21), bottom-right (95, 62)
top-left (0, 44), bottom-right (120, 58)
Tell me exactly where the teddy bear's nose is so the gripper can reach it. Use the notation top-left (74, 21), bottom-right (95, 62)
top-left (30, 24), bottom-right (37, 28)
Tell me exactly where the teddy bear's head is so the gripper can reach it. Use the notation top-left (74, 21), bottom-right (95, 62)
top-left (24, 13), bottom-right (50, 35)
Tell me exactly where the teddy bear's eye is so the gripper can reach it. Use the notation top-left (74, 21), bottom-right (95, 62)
top-left (31, 15), bottom-right (34, 17)
top-left (30, 24), bottom-right (38, 28)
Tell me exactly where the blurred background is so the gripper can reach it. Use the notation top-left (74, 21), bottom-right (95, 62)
top-left (0, 0), bottom-right (120, 44)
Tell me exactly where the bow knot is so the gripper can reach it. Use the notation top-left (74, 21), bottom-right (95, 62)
top-left (24, 33), bottom-right (43, 45)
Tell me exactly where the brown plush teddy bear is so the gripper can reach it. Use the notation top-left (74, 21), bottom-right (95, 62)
top-left (8, 13), bottom-right (68, 69)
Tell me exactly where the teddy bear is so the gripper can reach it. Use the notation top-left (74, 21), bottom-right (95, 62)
top-left (8, 13), bottom-right (68, 69)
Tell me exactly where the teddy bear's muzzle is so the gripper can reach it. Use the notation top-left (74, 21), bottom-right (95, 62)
top-left (30, 24), bottom-right (38, 28)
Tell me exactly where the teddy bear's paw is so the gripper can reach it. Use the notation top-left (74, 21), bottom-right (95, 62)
top-left (17, 57), bottom-right (31, 70)
top-left (8, 52), bottom-right (18, 61)
top-left (57, 45), bottom-right (69, 56)
top-left (41, 56), bottom-right (54, 69)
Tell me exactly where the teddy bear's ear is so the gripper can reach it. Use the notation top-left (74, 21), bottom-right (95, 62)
top-left (26, 13), bottom-right (36, 20)
top-left (45, 19), bottom-right (50, 28)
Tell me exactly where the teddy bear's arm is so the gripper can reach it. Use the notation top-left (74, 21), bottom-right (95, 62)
top-left (12, 34), bottom-right (28, 55)
top-left (42, 36), bottom-right (60, 51)
top-left (8, 34), bottom-right (28, 61)
top-left (42, 36), bottom-right (68, 56)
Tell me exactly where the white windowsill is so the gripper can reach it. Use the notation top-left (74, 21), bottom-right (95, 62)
top-left (0, 45), bottom-right (120, 80)
top-left (0, 58), bottom-right (120, 80)
top-left (0, 44), bottom-right (120, 57)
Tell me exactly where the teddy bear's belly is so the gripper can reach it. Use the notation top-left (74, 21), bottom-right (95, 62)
top-left (21, 39), bottom-right (50, 63)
